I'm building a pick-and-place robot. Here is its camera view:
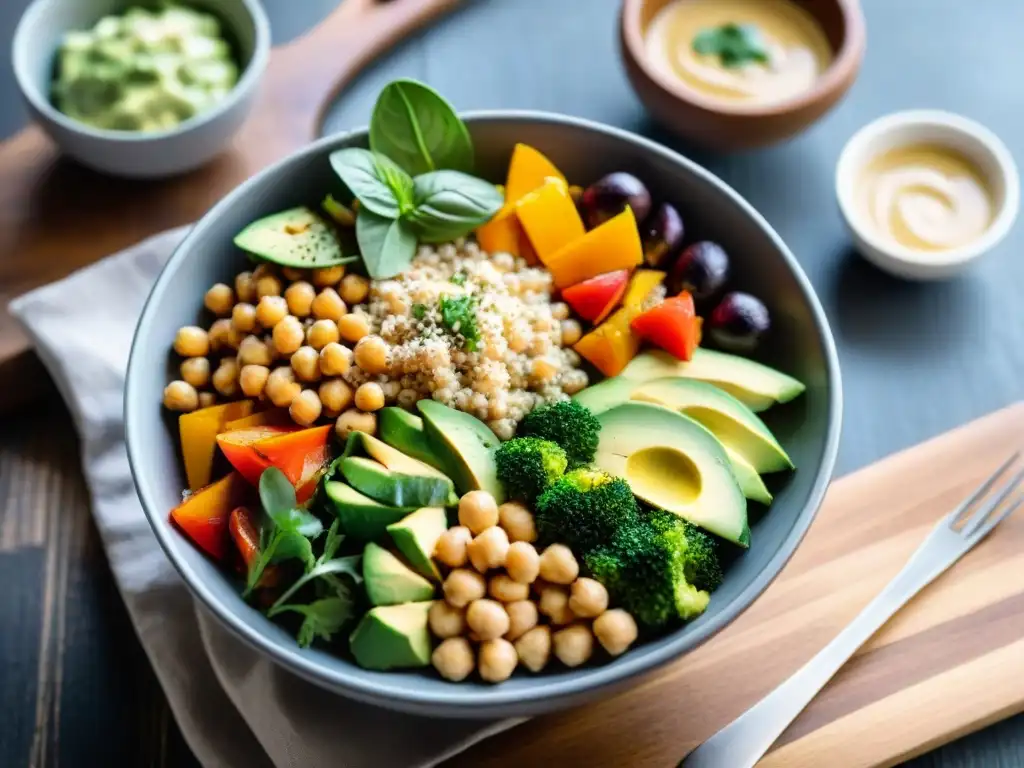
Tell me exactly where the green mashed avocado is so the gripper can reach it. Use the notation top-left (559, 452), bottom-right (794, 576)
top-left (52, 2), bottom-right (240, 132)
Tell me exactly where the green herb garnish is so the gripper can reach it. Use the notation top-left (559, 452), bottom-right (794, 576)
top-left (692, 23), bottom-right (770, 68)
top-left (411, 303), bottom-right (429, 320)
top-left (439, 294), bottom-right (480, 351)
top-left (450, 272), bottom-right (467, 286)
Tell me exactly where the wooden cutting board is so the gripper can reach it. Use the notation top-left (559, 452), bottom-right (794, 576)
top-left (447, 402), bottom-right (1024, 768)
top-left (0, 0), bottom-right (465, 411)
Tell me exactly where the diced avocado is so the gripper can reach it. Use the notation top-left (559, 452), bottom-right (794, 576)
top-left (594, 402), bottom-right (749, 546)
top-left (349, 601), bottom-right (432, 670)
top-left (621, 349), bottom-right (805, 413)
top-left (323, 481), bottom-right (416, 541)
top-left (362, 542), bottom-right (435, 606)
top-left (387, 507), bottom-right (447, 580)
top-left (417, 400), bottom-right (505, 502)
top-left (342, 430), bottom-right (457, 505)
top-left (572, 376), bottom-right (636, 414)
top-left (632, 378), bottom-right (793, 473)
top-left (727, 449), bottom-right (773, 505)
top-left (378, 407), bottom-right (446, 471)
top-left (341, 456), bottom-right (454, 508)
top-left (233, 207), bottom-right (356, 269)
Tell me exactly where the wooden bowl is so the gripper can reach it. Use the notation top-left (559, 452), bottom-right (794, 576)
top-left (620, 0), bottom-right (866, 150)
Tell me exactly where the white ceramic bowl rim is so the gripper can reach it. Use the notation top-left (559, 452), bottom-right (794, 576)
top-left (835, 109), bottom-right (1020, 269)
top-left (11, 0), bottom-right (271, 142)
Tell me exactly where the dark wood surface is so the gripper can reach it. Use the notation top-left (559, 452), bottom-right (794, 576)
top-left (3, 0), bottom-right (1024, 766)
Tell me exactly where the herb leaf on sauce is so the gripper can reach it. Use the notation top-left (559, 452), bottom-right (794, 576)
top-left (692, 23), bottom-right (770, 68)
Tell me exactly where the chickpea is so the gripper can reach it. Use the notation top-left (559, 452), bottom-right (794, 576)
top-left (459, 490), bottom-right (499, 534)
top-left (290, 346), bottom-right (321, 383)
top-left (180, 357), bottom-right (210, 389)
top-left (311, 288), bottom-right (347, 322)
top-left (197, 391), bottom-right (217, 409)
top-left (489, 573), bottom-right (529, 603)
top-left (593, 609), bottom-right (639, 656)
top-left (251, 263), bottom-right (276, 281)
top-left (550, 302), bottom-right (570, 321)
top-left (538, 585), bottom-right (574, 625)
top-left (239, 364), bottom-right (270, 398)
top-left (237, 335), bottom-right (273, 367)
top-left (226, 325), bottom-right (246, 351)
top-left (290, 389), bottom-right (323, 426)
top-left (353, 335), bottom-right (389, 374)
top-left (354, 382), bottom-right (385, 412)
top-left (428, 600), bottom-right (466, 639)
top-left (466, 599), bottom-right (510, 641)
top-left (255, 274), bottom-right (283, 298)
top-left (204, 283), bottom-right (234, 316)
top-left (256, 295), bottom-right (288, 329)
top-left (467, 527), bottom-right (509, 573)
top-left (434, 526), bottom-right (472, 568)
top-left (307, 319), bottom-right (340, 350)
top-left (531, 357), bottom-right (558, 383)
top-left (312, 265), bottom-right (346, 287)
top-left (234, 271), bottom-right (256, 304)
top-left (504, 600), bottom-right (538, 641)
top-left (265, 366), bottom-right (301, 408)
top-left (231, 302), bottom-right (258, 334)
top-left (318, 379), bottom-right (353, 416)
top-left (569, 578), bottom-right (609, 618)
top-left (514, 626), bottom-right (552, 673)
top-left (281, 266), bottom-right (307, 283)
top-left (272, 315), bottom-right (305, 356)
top-left (553, 624), bottom-right (594, 668)
top-left (340, 273), bottom-right (370, 305)
top-left (443, 568), bottom-right (487, 608)
top-left (338, 313), bottom-right (371, 344)
top-left (163, 380), bottom-right (198, 411)
top-left (498, 501), bottom-right (537, 543)
top-left (212, 359), bottom-right (240, 397)
top-left (174, 326), bottom-right (210, 357)
top-left (208, 318), bottom-right (232, 351)
top-left (539, 544), bottom-right (579, 585)
top-left (431, 637), bottom-right (475, 683)
top-left (284, 281), bottom-right (316, 318)
top-left (335, 409), bottom-right (377, 440)
top-left (560, 319), bottom-right (583, 347)
top-left (504, 541), bottom-right (540, 584)
top-left (319, 342), bottom-right (352, 377)
top-left (478, 638), bottom-right (518, 683)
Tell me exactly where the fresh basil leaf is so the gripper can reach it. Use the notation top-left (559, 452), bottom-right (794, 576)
top-left (375, 154), bottom-right (415, 213)
top-left (369, 79), bottom-right (474, 176)
top-left (328, 148), bottom-right (404, 219)
top-left (692, 23), bottom-right (769, 68)
top-left (406, 170), bottom-right (504, 243)
top-left (259, 467), bottom-right (296, 517)
top-left (274, 596), bottom-right (355, 648)
top-left (356, 210), bottom-right (418, 279)
top-left (269, 555), bottom-right (363, 613)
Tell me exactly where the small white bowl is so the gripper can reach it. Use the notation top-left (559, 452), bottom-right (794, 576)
top-left (12, 0), bottom-right (270, 179)
top-left (836, 110), bottom-right (1019, 280)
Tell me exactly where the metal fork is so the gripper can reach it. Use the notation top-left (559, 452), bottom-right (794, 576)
top-left (681, 451), bottom-right (1024, 768)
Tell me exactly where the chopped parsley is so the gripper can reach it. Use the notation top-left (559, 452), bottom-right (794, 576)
top-left (692, 23), bottom-right (770, 69)
top-left (450, 271), bottom-right (468, 286)
top-left (411, 303), bottom-right (428, 320)
top-left (438, 294), bottom-right (481, 351)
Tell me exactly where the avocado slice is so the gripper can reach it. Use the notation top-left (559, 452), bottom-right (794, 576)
top-left (234, 207), bottom-right (356, 269)
top-left (417, 400), bottom-right (505, 502)
top-left (362, 542), bottom-right (435, 606)
top-left (341, 456), bottom-right (454, 508)
top-left (572, 376), bottom-right (636, 415)
top-left (323, 481), bottom-right (416, 540)
top-left (727, 450), bottom-right (773, 505)
top-left (631, 378), bottom-right (793, 473)
top-left (378, 407), bottom-right (446, 471)
top-left (594, 402), bottom-right (749, 546)
top-left (349, 601), bottom-right (432, 670)
top-left (387, 507), bottom-right (447, 580)
top-left (621, 349), bottom-right (805, 413)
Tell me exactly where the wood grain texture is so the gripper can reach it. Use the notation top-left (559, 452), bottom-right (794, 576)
top-left (0, 0), bottom-right (465, 411)
top-left (449, 403), bottom-right (1024, 768)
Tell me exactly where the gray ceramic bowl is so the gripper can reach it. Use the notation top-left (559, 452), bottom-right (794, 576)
top-left (125, 114), bottom-right (842, 718)
top-left (12, 0), bottom-right (270, 179)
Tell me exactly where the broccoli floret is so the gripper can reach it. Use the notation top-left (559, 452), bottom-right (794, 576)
top-left (646, 509), bottom-right (724, 592)
top-left (518, 400), bottom-right (601, 468)
top-left (584, 517), bottom-right (710, 630)
top-left (534, 468), bottom-right (640, 554)
top-left (495, 437), bottom-right (568, 503)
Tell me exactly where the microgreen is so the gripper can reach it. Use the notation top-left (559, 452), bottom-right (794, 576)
top-left (692, 23), bottom-right (770, 68)
top-left (438, 294), bottom-right (480, 351)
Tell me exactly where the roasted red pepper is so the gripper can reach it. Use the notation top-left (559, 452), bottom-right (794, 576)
top-left (216, 426), bottom-right (294, 485)
top-left (630, 292), bottom-right (702, 361)
top-left (254, 425), bottom-right (333, 487)
top-left (562, 269), bottom-right (630, 325)
top-left (228, 506), bottom-right (280, 588)
top-left (169, 472), bottom-right (249, 561)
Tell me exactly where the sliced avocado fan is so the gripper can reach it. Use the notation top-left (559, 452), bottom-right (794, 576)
top-left (234, 206), bottom-right (357, 269)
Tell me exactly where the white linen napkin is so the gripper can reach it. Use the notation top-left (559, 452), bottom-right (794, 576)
top-left (9, 228), bottom-right (522, 768)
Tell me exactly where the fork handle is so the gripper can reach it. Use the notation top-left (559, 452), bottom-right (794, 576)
top-left (681, 548), bottom-right (957, 768)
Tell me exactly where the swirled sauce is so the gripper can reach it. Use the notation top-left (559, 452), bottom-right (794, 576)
top-left (645, 0), bottom-right (833, 106)
top-left (859, 145), bottom-right (993, 251)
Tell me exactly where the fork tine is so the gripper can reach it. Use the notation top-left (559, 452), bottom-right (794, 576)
top-left (966, 494), bottom-right (1024, 542)
top-left (947, 451), bottom-right (1022, 530)
top-left (960, 466), bottom-right (1024, 537)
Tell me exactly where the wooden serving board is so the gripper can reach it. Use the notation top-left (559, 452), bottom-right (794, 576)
top-left (447, 403), bottom-right (1024, 768)
top-left (0, 0), bottom-right (466, 411)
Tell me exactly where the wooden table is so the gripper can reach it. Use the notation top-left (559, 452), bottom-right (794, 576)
top-left (3, 0), bottom-right (1024, 765)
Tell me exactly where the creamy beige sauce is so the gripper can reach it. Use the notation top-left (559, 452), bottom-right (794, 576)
top-left (645, 0), bottom-right (833, 105)
top-left (859, 145), bottom-right (994, 251)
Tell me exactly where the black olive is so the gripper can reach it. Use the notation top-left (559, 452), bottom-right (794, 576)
top-left (641, 203), bottom-right (685, 269)
top-left (708, 292), bottom-right (771, 353)
top-left (668, 241), bottom-right (730, 300)
top-left (579, 172), bottom-right (652, 229)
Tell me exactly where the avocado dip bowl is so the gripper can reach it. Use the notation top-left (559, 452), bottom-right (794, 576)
top-left (125, 111), bottom-right (841, 718)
